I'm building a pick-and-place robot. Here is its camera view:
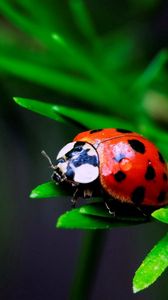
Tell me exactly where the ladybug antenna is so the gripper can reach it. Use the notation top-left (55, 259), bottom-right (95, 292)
top-left (41, 150), bottom-right (55, 169)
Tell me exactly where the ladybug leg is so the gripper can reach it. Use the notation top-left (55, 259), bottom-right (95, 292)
top-left (83, 188), bottom-right (93, 198)
top-left (104, 198), bottom-right (115, 217)
top-left (133, 205), bottom-right (150, 219)
top-left (71, 187), bottom-right (80, 208)
top-left (71, 187), bottom-right (93, 207)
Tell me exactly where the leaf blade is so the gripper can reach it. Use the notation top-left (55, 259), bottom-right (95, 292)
top-left (134, 50), bottom-right (168, 91)
top-left (152, 207), bottom-right (168, 224)
top-left (56, 201), bottom-right (147, 230)
top-left (30, 181), bottom-right (67, 198)
top-left (14, 97), bottom-right (133, 130)
top-left (133, 233), bottom-right (168, 293)
top-left (56, 208), bottom-right (116, 229)
top-left (69, 0), bottom-right (97, 44)
top-left (13, 97), bottom-right (66, 123)
top-left (80, 202), bottom-right (147, 223)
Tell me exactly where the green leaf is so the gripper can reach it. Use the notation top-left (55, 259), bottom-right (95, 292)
top-left (80, 202), bottom-right (112, 218)
top-left (69, 0), bottom-right (97, 44)
top-left (30, 181), bottom-right (67, 198)
top-left (13, 97), bottom-right (66, 123)
top-left (14, 97), bottom-right (133, 129)
top-left (133, 233), bottom-right (168, 293)
top-left (56, 207), bottom-right (116, 229)
top-left (2, 54), bottom-right (105, 101)
top-left (134, 50), bottom-right (168, 91)
top-left (56, 202), bottom-right (148, 229)
top-left (152, 207), bottom-right (168, 224)
top-left (80, 202), bottom-right (147, 223)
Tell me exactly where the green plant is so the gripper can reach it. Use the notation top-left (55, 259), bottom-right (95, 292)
top-left (2, 0), bottom-right (168, 298)
top-left (13, 96), bottom-right (168, 296)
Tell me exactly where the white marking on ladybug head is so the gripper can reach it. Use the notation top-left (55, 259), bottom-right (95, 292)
top-left (73, 164), bottom-right (99, 183)
top-left (56, 142), bottom-right (76, 160)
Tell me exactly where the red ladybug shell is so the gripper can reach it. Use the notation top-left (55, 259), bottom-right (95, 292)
top-left (74, 128), bottom-right (168, 206)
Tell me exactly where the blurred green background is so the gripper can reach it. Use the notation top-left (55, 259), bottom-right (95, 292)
top-left (1, 0), bottom-right (168, 299)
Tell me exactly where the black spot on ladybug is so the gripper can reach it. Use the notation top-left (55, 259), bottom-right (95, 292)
top-left (131, 186), bottom-right (145, 204)
top-left (116, 128), bottom-right (132, 133)
top-left (157, 191), bottom-right (167, 202)
top-left (163, 173), bottom-right (168, 181)
top-left (114, 171), bottom-right (126, 182)
top-left (128, 139), bottom-right (145, 154)
top-left (158, 151), bottom-right (165, 164)
top-left (145, 165), bottom-right (156, 180)
top-left (90, 129), bottom-right (103, 134)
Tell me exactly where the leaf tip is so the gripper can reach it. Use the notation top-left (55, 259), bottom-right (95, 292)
top-left (152, 207), bottom-right (162, 214)
top-left (13, 97), bottom-right (20, 104)
top-left (30, 190), bottom-right (39, 198)
top-left (56, 222), bottom-right (60, 228)
top-left (132, 284), bottom-right (140, 294)
top-left (56, 215), bottom-right (64, 228)
top-left (13, 97), bottom-right (25, 108)
top-left (151, 207), bottom-right (168, 223)
top-left (132, 276), bottom-right (146, 293)
top-left (56, 211), bottom-right (70, 228)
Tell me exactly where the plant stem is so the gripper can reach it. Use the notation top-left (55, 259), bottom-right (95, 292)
top-left (70, 230), bottom-right (106, 300)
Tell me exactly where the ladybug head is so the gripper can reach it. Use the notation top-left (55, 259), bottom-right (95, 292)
top-left (42, 141), bottom-right (99, 186)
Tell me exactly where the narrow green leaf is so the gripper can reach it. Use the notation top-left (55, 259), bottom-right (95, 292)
top-left (53, 103), bottom-right (133, 129)
top-left (56, 201), bottom-right (148, 229)
top-left (0, 1), bottom-right (102, 77)
top-left (69, 0), bottom-right (97, 43)
top-left (13, 97), bottom-right (133, 129)
top-left (56, 208), bottom-right (118, 230)
top-left (17, 0), bottom-right (55, 29)
top-left (80, 202), bottom-right (147, 223)
top-left (134, 50), bottom-right (168, 91)
top-left (0, 54), bottom-right (106, 102)
top-left (133, 233), bottom-right (168, 293)
top-left (0, 0), bottom-right (50, 42)
top-left (152, 207), bottom-right (168, 224)
top-left (80, 202), bottom-right (112, 218)
top-left (30, 181), bottom-right (67, 198)
top-left (13, 97), bottom-right (66, 123)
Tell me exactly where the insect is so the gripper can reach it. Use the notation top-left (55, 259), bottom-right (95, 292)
top-left (42, 128), bottom-right (168, 212)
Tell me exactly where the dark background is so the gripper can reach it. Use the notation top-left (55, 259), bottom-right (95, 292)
top-left (1, 1), bottom-right (168, 299)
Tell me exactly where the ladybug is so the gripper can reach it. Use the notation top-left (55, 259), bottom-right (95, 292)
top-left (42, 128), bottom-right (168, 210)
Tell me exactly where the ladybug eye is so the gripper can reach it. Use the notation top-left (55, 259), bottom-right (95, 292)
top-left (52, 172), bottom-right (61, 183)
top-left (57, 157), bottom-right (65, 163)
